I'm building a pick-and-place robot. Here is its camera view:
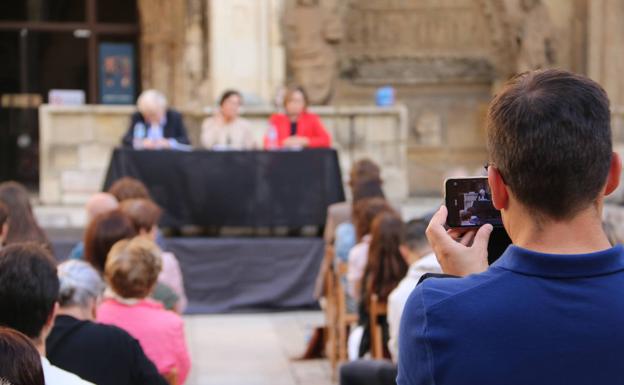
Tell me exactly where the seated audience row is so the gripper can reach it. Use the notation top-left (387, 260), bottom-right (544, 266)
top-left (123, 86), bottom-right (332, 151)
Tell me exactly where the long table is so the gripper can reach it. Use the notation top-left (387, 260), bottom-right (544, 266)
top-left (103, 148), bottom-right (345, 228)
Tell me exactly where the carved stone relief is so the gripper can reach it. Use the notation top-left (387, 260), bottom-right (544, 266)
top-left (284, 0), bottom-right (343, 104)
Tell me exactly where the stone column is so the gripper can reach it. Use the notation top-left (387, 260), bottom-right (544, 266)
top-left (209, 0), bottom-right (285, 104)
top-left (588, 0), bottom-right (624, 110)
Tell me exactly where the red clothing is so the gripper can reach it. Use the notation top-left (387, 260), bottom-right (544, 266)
top-left (97, 298), bottom-right (191, 384)
top-left (265, 112), bottom-right (331, 148)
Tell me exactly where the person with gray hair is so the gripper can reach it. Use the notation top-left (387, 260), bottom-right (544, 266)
top-left (46, 260), bottom-right (167, 385)
top-left (121, 89), bottom-right (190, 149)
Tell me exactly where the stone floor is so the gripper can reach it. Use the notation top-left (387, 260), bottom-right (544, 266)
top-left (183, 311), bottom-right (334, 385)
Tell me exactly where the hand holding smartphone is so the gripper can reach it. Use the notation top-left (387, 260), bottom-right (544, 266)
top-left (445, 177), bottom-right (503, 228)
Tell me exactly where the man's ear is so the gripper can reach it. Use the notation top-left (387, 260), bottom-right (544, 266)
top-left (489, 166), bottom-right (508, 211)
top-left (604, 152), bottom-right (622, 196)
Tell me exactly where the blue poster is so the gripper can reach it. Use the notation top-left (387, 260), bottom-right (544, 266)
top-left (99, 43), bottom-right (135, 105)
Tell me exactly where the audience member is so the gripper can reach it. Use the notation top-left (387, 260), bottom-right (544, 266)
top-left (83, 209), bottom-right (137, 273)
top-left (68, 192), bottom-right (119, 260)
top-left (122, 89), bottom-right (190, 149)
top-left (201, 90), bottom-right (256, 150)
top-left (0, 327), bottom-right (45, 385)
top-left (399, 70), bottom-right (624, 384)
top-left (387, 219), bottom-right (440, 361)
top-left (97, 237), bottom-right (191, 384)
top-left (0, 201), bottom-right (8, 249)
top-left (340, 219), bottom-right (439, 385)
top-left (347, 198), bottom-right (393, 302)
top-left (315, 159), bottom-right (384, 299)
top-left (108, 176), bottom-right (151, 202)
top-left (265, 86), bottom-right (331, 149)
top-left (47, 260), bottom-right (167, 385)
top-left (0, 243), bottom-right (93, 384)
top-left (119, 198), bottom-right (188, 312)
top-left (336, 180), bottom-right (386, 263)
top-left (355, 212), bottom-right (408, 358)
top-left (0, 181), bottom-right (51, 250)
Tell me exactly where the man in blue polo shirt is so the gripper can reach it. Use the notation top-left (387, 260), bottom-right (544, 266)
top-left (397, 69), bottom-right (624, 385)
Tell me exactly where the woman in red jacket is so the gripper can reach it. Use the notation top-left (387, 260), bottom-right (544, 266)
top-left (265, 86), bottom-right (331, 149)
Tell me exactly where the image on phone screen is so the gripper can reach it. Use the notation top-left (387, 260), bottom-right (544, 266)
top-left (445, 177), bottom-right (503, 228)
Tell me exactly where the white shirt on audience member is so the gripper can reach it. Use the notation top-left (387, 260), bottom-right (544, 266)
top-left (346, 235), bottom-right (372, 300)
top-left (41, 356), bottom-right (95, 385)
top-left (387, 253), bottom-right (441, 362)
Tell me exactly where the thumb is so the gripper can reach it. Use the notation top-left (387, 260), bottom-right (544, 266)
top-left (473, 224), bottom-right (493, 250)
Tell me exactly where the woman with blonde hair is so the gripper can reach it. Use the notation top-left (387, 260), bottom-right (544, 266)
top-left (97, 237), bottom-right (191, 384)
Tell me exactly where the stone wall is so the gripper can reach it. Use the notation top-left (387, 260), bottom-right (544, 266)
top-left (39, 104), bottom-right (408, 206)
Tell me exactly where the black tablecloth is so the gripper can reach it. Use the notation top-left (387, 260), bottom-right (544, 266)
top-left (103, 148), bottom-right (345, 228)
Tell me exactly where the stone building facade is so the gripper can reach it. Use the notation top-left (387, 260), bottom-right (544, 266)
top-left (98, 0), bottom-right (624, 195)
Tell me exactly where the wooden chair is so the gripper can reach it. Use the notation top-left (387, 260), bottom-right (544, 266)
top-left (163, 368), bottom-right (178, 385)
top-left (322, 245), bottom-right (339, 374)
top-left (369, 294), bottom-right (388, 360)
top-left (336, 261), bottom-right (359, 363)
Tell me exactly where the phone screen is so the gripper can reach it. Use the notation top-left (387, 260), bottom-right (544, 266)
top-left (445, 177), bottom-right (503, 228)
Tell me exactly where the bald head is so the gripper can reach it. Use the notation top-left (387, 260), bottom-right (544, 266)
top-left (85, 193), bottom-right (119, 222)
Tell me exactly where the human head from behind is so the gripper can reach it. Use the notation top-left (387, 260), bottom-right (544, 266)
top-left (0, 243), bottom-right (59, 352)
top-left (105, 237), bottom-right (162, 300)
top-left (349, 158), bottom-right (382, 188)
top-left (0, 202), bottom-right (8, 248)
top-left (284, 86), bottom-right (308, 119)
top-left (400, 218), bottom-right (431, 265)
top-left (428, 69), bottom-right (621, 276)
top-left (219, 90), bottom-right (242, 122)
top-left (0, 181), bottom-right (48, 247)
top-left (119, 198), bottom-right (161, 241)
top-left (487, 69), bottom-right (618, 225)
top-left (57, 260), bottom-right (105, 321)
top-left (363, 211), bottom-right (409, 304)
top-left (137, 89), bottom-right (167, 125)
top-left (108, 177), bottom-right (151, 202)
top-left (85, 192), bottom-right (119, 223)
top-left (0, 327), bottom-right (45, 385)
top-left (353, 197), bottom-right (393, 241)
top-left (84, 210), bottom-right (137, 272)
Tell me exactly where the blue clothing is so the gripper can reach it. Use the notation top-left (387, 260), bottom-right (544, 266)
top-left (335, 222), bottom-right (356, 263)
top-left (397, 244), bottom-right (624, 385)
top-left (68, 242), bottom-right (84, 260)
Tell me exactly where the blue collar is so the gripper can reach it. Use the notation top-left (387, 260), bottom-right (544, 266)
top-left (493, 244), bottom-right (624, 278)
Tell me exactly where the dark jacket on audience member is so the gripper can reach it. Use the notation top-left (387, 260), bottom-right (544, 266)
top-left (122, 109), bottom-right (190, 147)
top-left (47, 315), bottom-right (168, 385)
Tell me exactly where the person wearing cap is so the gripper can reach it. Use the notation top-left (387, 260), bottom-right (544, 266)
top-left (46, 260), bottom-right (167, 385)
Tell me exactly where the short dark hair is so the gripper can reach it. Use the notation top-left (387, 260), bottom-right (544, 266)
top-left (404, 218), bottom-right (429, 251)
top-left (0, 327), bottom-right (45, 385)
top-left (108, 177), bottom-right (151, 202)
top-left (0, 201), bottom-right (8, 228)
top-left (84, 210), bottom-right (137, 272)
top-left (284, 86), bottom-right (308, 108)
top-left (219, 89), bottom-right (242, 106)
top-left (487, 69), bottom-right (612, 220)
top-left (0, 243), bottom-right (59, 339)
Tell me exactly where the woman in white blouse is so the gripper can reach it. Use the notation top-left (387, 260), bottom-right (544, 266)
top-left (200, 90), bottom-right (256, 150)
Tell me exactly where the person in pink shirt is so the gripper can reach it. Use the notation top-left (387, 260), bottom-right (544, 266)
top-left (97, 237), bottom-right (191, 384)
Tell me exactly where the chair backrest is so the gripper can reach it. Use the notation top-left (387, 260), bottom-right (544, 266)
top-left (163, 367), bottom-right (178, 385)
top-left (369, 293), bottom-right (388, 360)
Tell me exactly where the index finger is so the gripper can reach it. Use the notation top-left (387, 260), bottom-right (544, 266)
top-left (426, 205), bottom-right (450, 240)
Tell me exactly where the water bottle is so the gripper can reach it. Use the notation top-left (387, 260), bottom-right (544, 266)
top-left (267, 124), bottom-right (278, 150)
top-left (133, 122), bottom-right (146, 149)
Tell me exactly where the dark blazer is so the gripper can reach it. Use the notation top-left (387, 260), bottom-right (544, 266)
top-left (122, 109), bottom-right (190, 147)
top-left (47, 315), bottom-right (167, 385)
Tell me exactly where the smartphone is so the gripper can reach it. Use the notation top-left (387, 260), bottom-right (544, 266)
top-left (445, 177), bottom-right (503, 228)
